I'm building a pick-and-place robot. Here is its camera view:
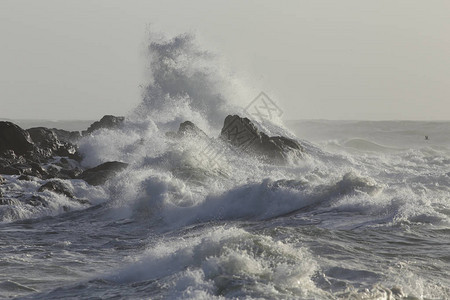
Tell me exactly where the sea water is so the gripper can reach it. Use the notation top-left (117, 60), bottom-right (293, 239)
top-left (0, 34), bottom-right (448, 299)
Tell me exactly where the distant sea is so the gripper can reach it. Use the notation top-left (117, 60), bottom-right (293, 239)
top-left (0, 119), bottom-right (95, 131)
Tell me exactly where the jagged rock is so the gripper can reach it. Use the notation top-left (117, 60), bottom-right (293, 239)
top-left (0, 121), bottom-right (34, 155)
top-left (28, 161), bottom-right (48, 178)
top-left (0, 174), bottom-right (4, 184)
top-left (83, 115), bottom-right (124, 135)
top-left (0, 198), bottom-right (16, 206)
top-left (11, 163), bottom-right (33, 175)
top-left (38, 180), bottom-right (74, 198)
top-left (1, 150), bottom-right (18, 160)
top-left (79, 161), bottom-right (128, 186)
top-left (178, 121), bottom-right (208, 138)
top-left (27, 127), bottom-right (60, 152)
top-left (18, 175), bottom-right (34, 181)
top-left (27, 127), bottom-right (79, 159)
top-left (0, 164), bottom-right (20, 175)
top-left (220, 115), bottom-right (303, 163)
top-left (51, 128), bottom-right (81, 143)
top-left (166, 121), bottom-right (209, 139)
top-left (25, 195), bottom-right (49, 207)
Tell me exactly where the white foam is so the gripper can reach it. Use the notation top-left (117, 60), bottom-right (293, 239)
top-left (107, 226), bottom-right (325, 299)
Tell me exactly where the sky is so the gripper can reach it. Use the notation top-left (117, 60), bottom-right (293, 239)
top-left (1, 0), bottom-right (449, 121)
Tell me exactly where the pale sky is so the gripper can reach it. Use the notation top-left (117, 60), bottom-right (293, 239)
top-left (1, 0), bottom-right (449, 121)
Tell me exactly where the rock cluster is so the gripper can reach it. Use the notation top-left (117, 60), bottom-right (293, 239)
top-left (168, 115), bottom-right (304, 164)
top-left (1, 113), bottom-right (304, 209)
top-left (0, 116), bottom-right (129, 198)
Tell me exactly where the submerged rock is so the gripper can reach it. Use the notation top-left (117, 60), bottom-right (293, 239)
top-left (25, 195), bottom-right (49, 207)
top-left (79, 161), bottom-right (128, 186)
top-left (83, 115), bottom-right (125, 135)
top-left (0, 121), bottom-right (34, 155)
top-left (38, 180), bottom-right (74, 198)
top-left (220, 115), bottom-right (303, 163)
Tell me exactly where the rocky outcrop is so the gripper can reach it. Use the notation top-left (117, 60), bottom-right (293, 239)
top-left (51, 128), bottom-right (82, 144)
top-left (220, 115), bottom-right (303, 163)
top-left (79, 161), bottom-right (128, 186)
top-left (0, 121), bottom-right (34, 155)
top-left (27, 127), bottom-right (79, 159)
top-left (166, 121), bottom-right (209, 139)
top-left (83, 115), bottom-right (124, 135)
top-left (0, 122), bottom-right (82, 179)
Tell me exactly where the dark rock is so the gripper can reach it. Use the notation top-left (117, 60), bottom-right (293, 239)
top-left (0, 165), bottom-right (21, 175)
top-left (25, 195), bottom-right (49, 207)
top-left (166, 121), bottom-right (209, 140)
top-left (27, 127), bottom-right (60, 152)
top-left (79, 161), bottom-right (128, 186)
top-left (11, 163), bottom-right (33, 175)
top-left (51, 128), bottom-right (82, 143)
top-left (27, 127), bottom-right (79, 159)
top-left (38, 180), bottom-right (74, 198)
top-left (0, 121), bottom-right (34, 155)
top-left (56, 157), bottom-right (71, 168)
top-left (220, 115), bottom-right (303, 163)
top-left (75, 198), bottom-right (90, 205)
top-left (28, 161), bottom-right (48, 178)
top-left (0, 198), bottom-right (16, 206)
top-left (59, 168), bottom-right (82, 179)
top-left (84, 115), bottom-right (124, 135)
top-left (18, 175), bottom-right (34, 181)
top-left (178, 121), bottom-right (208, 138)
top-left (0, 174), bottom-right (4, 184)
top-left (1, 149), bottom-right (18, 160)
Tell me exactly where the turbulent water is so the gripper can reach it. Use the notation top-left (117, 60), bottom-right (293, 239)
top-left (1, 35), bottom-right (449, 299)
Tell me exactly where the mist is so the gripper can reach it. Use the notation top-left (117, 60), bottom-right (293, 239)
top-left (1, 0), bottom-right (449, 121)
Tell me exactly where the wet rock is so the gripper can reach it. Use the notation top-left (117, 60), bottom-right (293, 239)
top-left (79, 161), bottom-right (128, 186)
top-left (18, 175), bottom-right (34, 181)
top-left (1, 150), bottom-right (18, 160)
top-left (59, 168), bottom-right (83, 179)
top-left (0, 174), bottom-right (4, 184)
top-left (28, 161), bottom-right (48, 178)
top-left (83, 115), bottom-right (124, 135)
top-left (51, 128), bottom-right (82, 143)
top-left (25, 195), bottom-right (49, 207)
top-left (0, 164), bottom-right (21, 175)
top-left (27, 127), bottom-right (79, 159)
top-left (74, 198), bottom-right (90, 205)
top-left (38, 180), bottom-right (74, 198)
top-left (220, 115), bottom-right (303, 163)
top-left (178, 121), bottom-right (208, 138)
top-left (166, 121), bottom-right (209, 140)
top-left (27, 127), bottom-right (60, 152)
top-left (10, 163), bottom-right (33, 175)
top-left (0, 198), bottom-right (16, 206)
top-left (45, 165), bottom-right (61, 179)
top-left (0, 121), bottom-right (34, 155)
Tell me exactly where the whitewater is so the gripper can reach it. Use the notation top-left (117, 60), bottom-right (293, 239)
top-left (1, 35), bottom-right (449, 299)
